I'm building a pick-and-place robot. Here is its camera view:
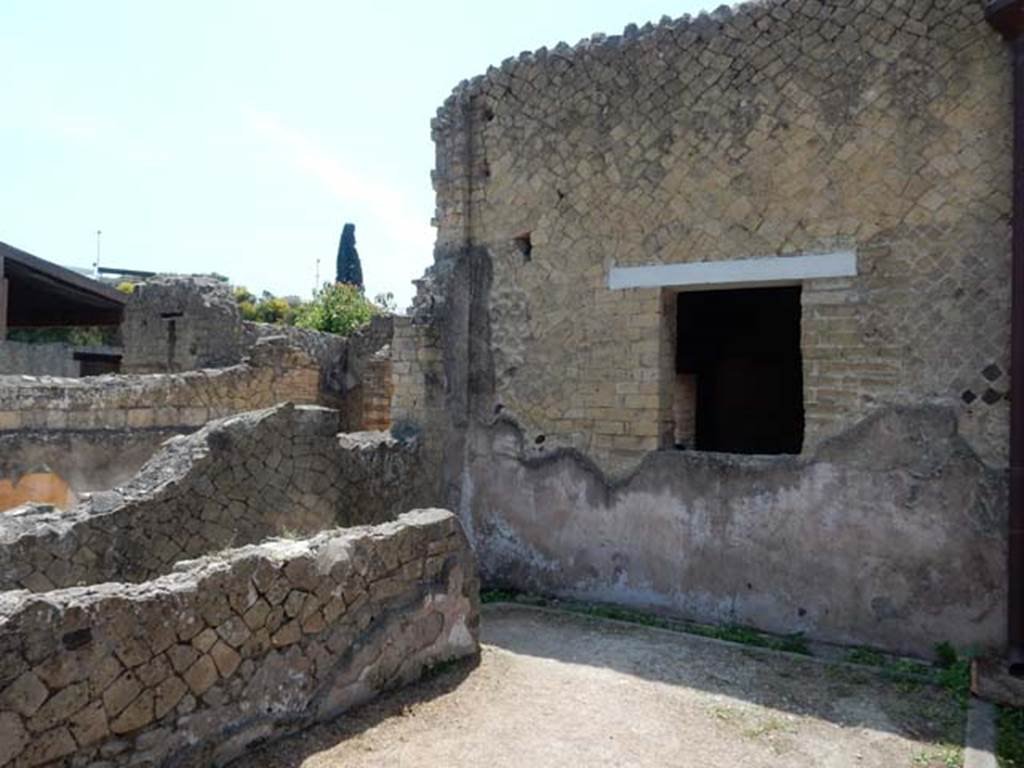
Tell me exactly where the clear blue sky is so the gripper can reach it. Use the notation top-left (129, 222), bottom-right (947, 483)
top-left (1, 0), bottom-right (711, 308)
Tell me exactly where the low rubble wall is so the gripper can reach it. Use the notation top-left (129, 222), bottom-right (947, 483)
top-left (0, 403), bottom-right (430, 592)
top-left (0, 340), bottom-right (318, 435)
top-left (0, 509), bottom-right (480, 767)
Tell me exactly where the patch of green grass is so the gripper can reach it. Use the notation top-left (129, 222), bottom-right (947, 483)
top-left (911, 745), bottom-right (962, 768)
top-left (846, 646), bottom-right (886, 666)
top-left (482, 588), bottom-right (811, 655)
top-left (688, 622), bottom-right (810, 655)
top-left (843, 642), bottom-right (972, 708)
top-left (479, 588), bottom-right (519, 604)
top-left (998, 706), bottom-right (1024, 768)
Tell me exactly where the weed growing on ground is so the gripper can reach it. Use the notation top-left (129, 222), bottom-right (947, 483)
top-left (845, 647), bottom-right (886, 666)
top-left (844, 643), bottom-right (972, 708)
top-left (999, 706), bottom-right (1024, 767)
top-left (481, 588), bottom-right (811, 655)
top-left (912, 745), bottom-right (962, 768)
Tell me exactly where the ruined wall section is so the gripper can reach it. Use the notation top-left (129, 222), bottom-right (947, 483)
top-left (121, 277), bottom-right (243, 374)
top-left (0, 403), bottom-right (430, 592)
top-left (0, 509), bottom-right (479, 768)
top-left (0, 339), bottom-right (319, 435)
top-left (432, 0), bottom-right (1012, 473)
top-left (464, 405), bottom-right (1006, 658)
top-left (241, 316), bottom-right (394, 431)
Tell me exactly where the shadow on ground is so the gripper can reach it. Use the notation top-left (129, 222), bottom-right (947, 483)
top-left (244, 604), bottom-right (964, 768)
top-left (485, 604), bottom-right (962, 740)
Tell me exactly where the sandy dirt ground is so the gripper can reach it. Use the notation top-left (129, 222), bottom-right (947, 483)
top-left (247, 603), bottom-right (964, 768)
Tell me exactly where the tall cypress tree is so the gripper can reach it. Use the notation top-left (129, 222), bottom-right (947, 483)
top-left (335, 222), bottom-right (363, 289)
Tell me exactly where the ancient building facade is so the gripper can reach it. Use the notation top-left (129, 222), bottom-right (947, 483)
top-left (431, 0), bottom-right (1010, 472)
top-left (394, 0), bottom-right (1015, 657)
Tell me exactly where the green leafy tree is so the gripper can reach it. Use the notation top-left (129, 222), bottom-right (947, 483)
top-left (295, 282), bottom-right (378, 335)
top-left (335, 222), bottom-right (363, 288)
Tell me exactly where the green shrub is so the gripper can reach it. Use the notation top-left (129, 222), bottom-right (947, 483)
top-left (294, 282), bottom-right (379, 336)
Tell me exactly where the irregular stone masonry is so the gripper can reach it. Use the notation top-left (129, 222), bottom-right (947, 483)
top-left (0, 509), bottom-right (480, 768)
top-left (0, 338), bottom-right (319, 434)
top-left (0, 402), bottom-right (431, 592)
top-left (242, 316), bottom-right (395, 429)
top-left (426, 0), bottom-right (1012, 474)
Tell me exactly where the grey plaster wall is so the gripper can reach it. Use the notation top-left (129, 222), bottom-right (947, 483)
top-left (0, 509), bottom-right (479, 768)
top-left (0, 342), bottom-right (79, 378)
top-left (462, 405), bottom-right (1006, 659)
top-left (0, 403), bottom-right (432, 592)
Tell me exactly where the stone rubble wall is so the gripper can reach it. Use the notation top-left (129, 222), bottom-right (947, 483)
top-left (121, 277), bottom-right (243, 374)
top-left (0, 509), bottom-right (480, 768)
top-left (430, 0), bottom-right (1011, 474)
top-left (243, 316), bottom-right (396, 431)
top-left (0, 402), bottom-right (431, 592)
top-left (0, 339), bottom-right (319, 434)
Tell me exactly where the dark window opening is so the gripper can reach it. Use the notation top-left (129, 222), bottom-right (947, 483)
top-left (74, 352), bottom-right (121, 377)
top-left (513, 233), bottom-right (532, 262)
top-left (676, 286), bottom-right (803, 455)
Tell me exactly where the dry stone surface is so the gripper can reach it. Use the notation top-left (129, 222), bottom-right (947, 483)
top-left (0, 509), bottom-right (479, 768)
top-left (0, 402), bottom-right (431, 592)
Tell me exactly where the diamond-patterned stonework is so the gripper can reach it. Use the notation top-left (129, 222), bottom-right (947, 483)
top-left (429, 0), bottom-right (1011, 472)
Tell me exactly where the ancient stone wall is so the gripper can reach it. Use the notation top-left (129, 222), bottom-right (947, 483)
top-left (0, 403), bottom-right (431, 592)
top-left (463, 405), bottom-right (1006, 659)
top-left (0, 338), bottom-right (318, 435)
top-left (396, 0), bottom-right (1019, 659)
top-left (430, 0), bottom-right (1012, 473)
top-left (121, 277), bottom-right (243, 374)
top-left (0, 509), bottom-right (479, 768)
top-left (243, 315), bottom-right (396, 430)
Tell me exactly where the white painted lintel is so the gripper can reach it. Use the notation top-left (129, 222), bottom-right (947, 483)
top-left (608, 250), bottom-right (857, 291)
